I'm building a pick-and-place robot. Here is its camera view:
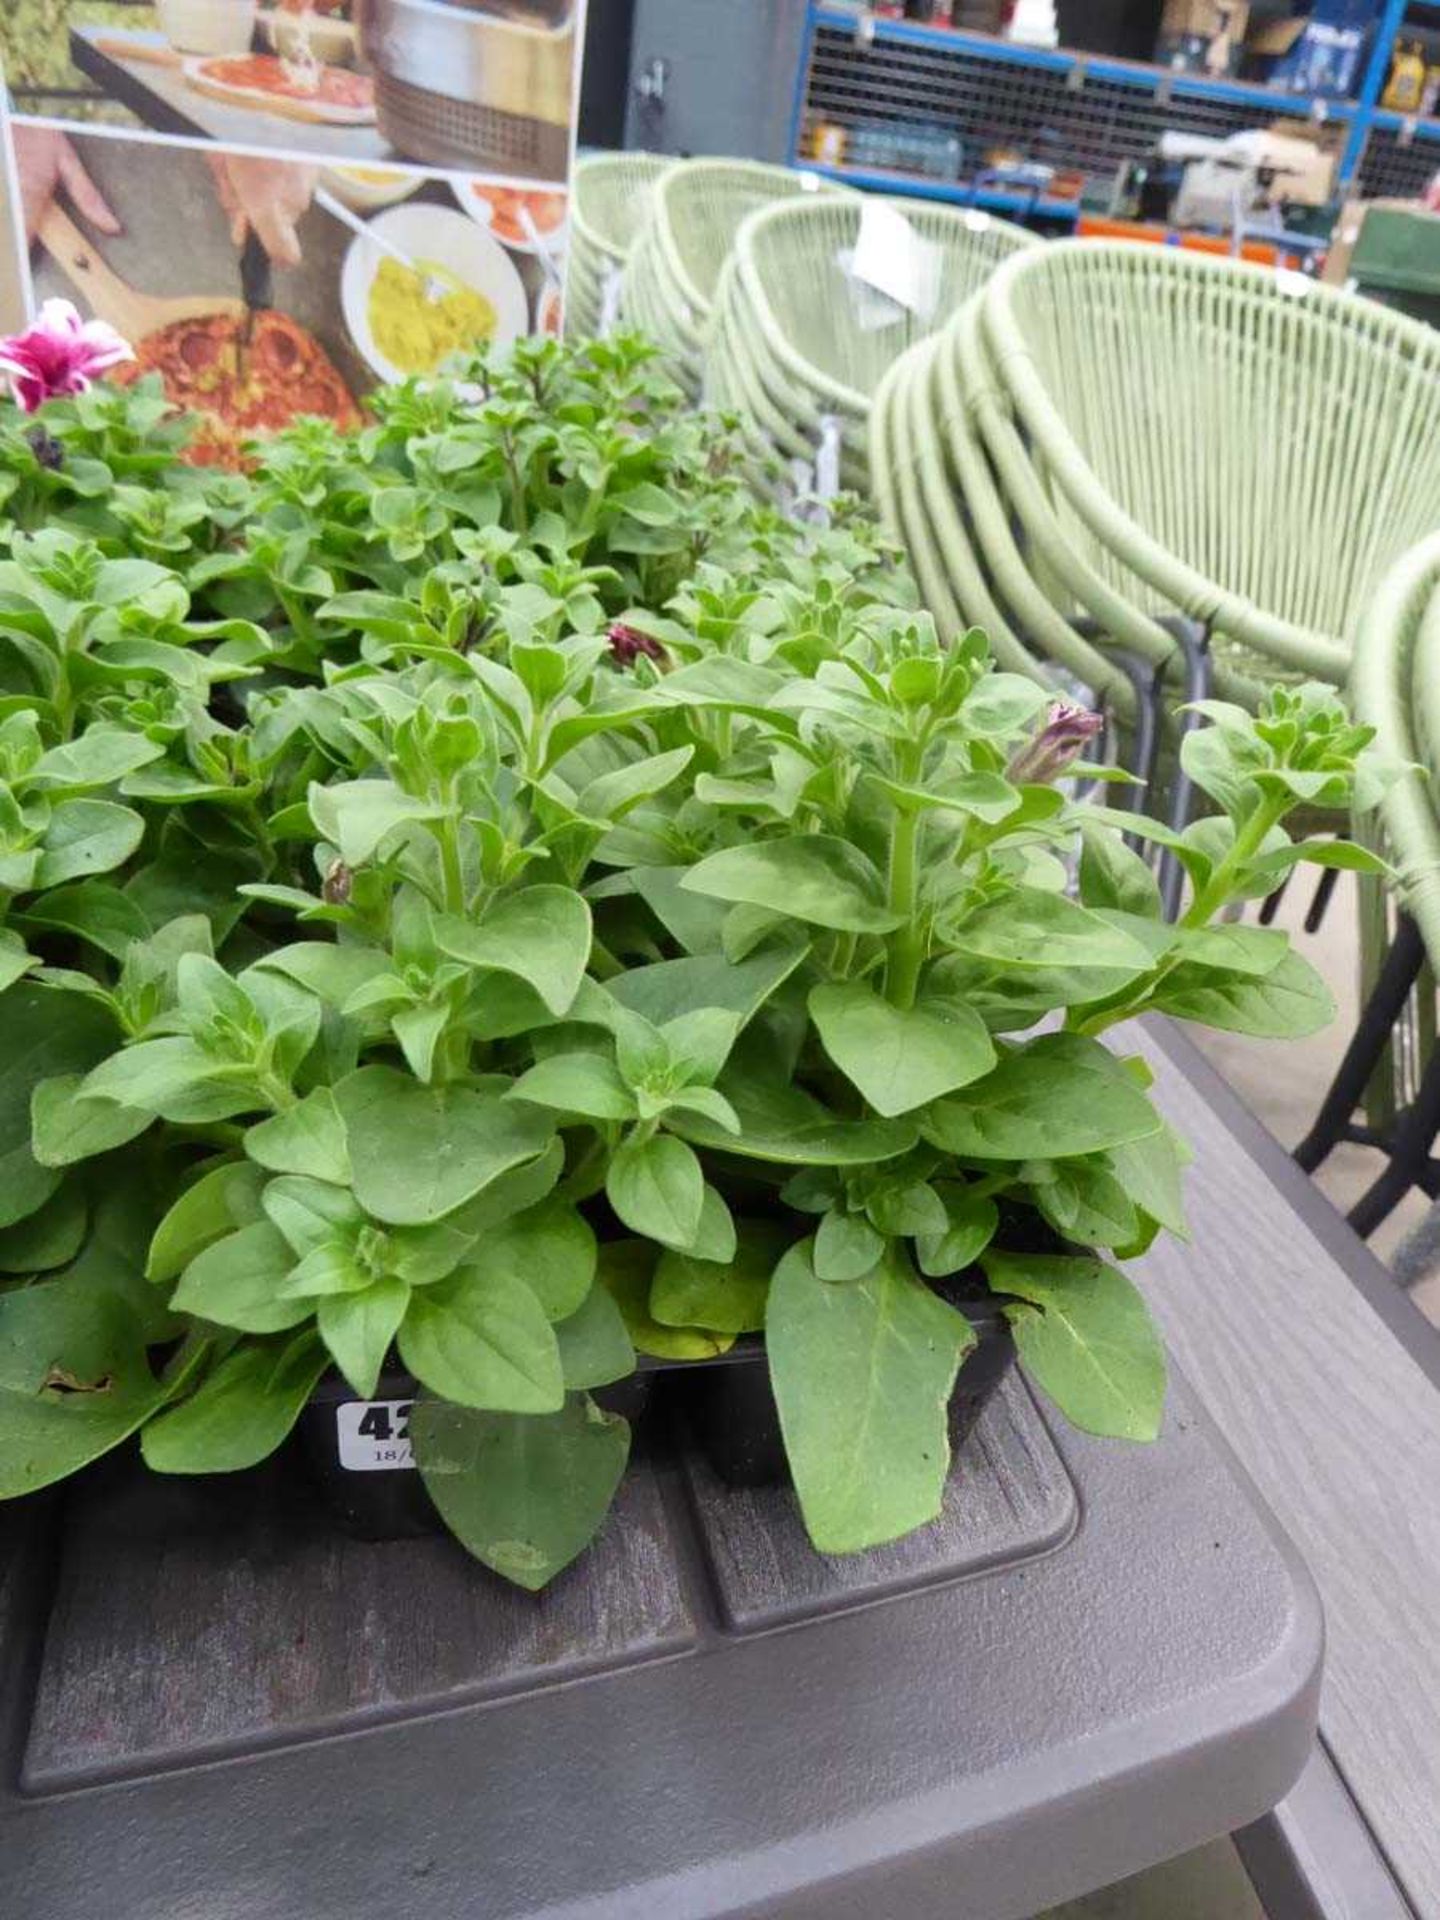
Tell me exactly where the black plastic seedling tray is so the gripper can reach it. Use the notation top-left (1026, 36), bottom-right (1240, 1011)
top-left (0, 1363), bottom-right (1321, 1920)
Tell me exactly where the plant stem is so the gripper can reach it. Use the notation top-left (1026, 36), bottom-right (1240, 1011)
top-left (884, 745), bottom-right (925, 1008)
top-left (1181, 796), bottom-right (1289, 928)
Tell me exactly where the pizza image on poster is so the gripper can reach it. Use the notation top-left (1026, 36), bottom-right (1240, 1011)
top-left (182, 54), bottom-right (376, 127)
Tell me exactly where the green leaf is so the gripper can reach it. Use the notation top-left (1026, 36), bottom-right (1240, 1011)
top-left (484, 1197), bottom-right (597, 1322)
top-left (1172, 923), bottom-right (1288, 978)
top-left (554, 1284), bottom-right (636, 1389)
top-left (604, 944), bottom-right (808, 1029)
top-left (262, 1174), bottom-right (363, 1259)
top-left (146, 1160), bottom-right (268, 1282)
top-left (651, 1219), bottom-right (784, 1331)
top-left (507, 1050), bottom-right (636, 1122)
top-left (244, 1088), bottom-right (352, 1184)
top-left (597, 1238), bottom-right (735, 1359)
top-left (399, 1265), bottom-right (563, 1412)
top-left (985, 1252), bottom-right (1166, 1441)
top-left (1149, 947), bottom-right (1335, 1038)
top-left (307, 779), bottom-right (443, 866)
top-left (1026, 1158), bottom-right (1139, 1250)
top-left (81, 1037), bottom-right (258, 1124)
top-left (948, 889), bottom-right (1155, 971)
top-left (767, 1239), bottom-right (976, 1553)
top-left (1108, 1124), bottom-right (1191, 1241)
top-left (606, 1132), bottom-right (704, 1250)
top-left (16, 879), bottom-right (150, 960)
top-left (142, 1331), bottom-right (329, 1474)
top-left (0, 1285), bottom-right (173, 1498)
top-left (0, 985), bottom-right (116, 1228)
top-left (413, 1391), bottom-right (630, 1592)
top-left (681, 837), bottom-right (900, 934)
top-left (671, 1076), bottom-right (918, 1166)
top-left (809, 983), bottom-right (996, 1117)
top-left (434, 886), bottom-right (592, 1017)
top-left (923, 1033), bottom-right (1164, 1160)
top-left (257, 942), bottom-right (392, 1010)
top-left (30, 1073), bottom-right (152, 1167)
top-left (319, 1278), bottom-right (410, 1399)
top-left (0, 1177), bottom-right (87, 1273)
top-left (35, 799), bottom-right (145, 888)
top-left (171, 1222), bottom-right (313, 1334)
top-left (335, 1065), bottom-right (554, 1225)
top-left (1078, 821), bottom-right (1163, 918)
top-left (915, 1186), bottom-right (998, 1279)
top-left (866, 1179), bottom-right (948, 1239)
top-left (813, 1208), bottom-right (885, 1283)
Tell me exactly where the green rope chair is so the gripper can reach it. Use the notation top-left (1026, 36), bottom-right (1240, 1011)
top-left (620, 160), bottom-right (830, 396)
top-left (1291, 533), bottom-right (1440, 1234)
top-left (1351, 532), bottom-right (1440, 961)
top-left (708, 195), bottom-right (1037, 492)
top-left (979, 240), bottom-right (1440, 701)
top-left (871, 305), bottom-right (1165, 714)
top-left (566, 152), bottom-right (672, 342)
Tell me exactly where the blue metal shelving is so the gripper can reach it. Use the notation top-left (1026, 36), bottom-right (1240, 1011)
top-left (788, 0), bottom-right (1438, 227)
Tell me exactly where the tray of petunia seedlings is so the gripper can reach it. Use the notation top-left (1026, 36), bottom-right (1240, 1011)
top-left (0, 318), bottom-right (1398, 1591)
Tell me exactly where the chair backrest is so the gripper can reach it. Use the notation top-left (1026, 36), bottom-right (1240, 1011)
top-left (738, 196), bottom-right (1037, 410)
top-left (985, 240), bottom-right (1440, 651)
top-left (571, 153), bottom-right (673, 267)
top-left (1351, 533), bottom-right (1440, 965)
top-left (653, 160), bottom-right (826, 320)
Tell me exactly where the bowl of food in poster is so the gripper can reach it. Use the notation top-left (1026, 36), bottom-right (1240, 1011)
top-left (341, 202), bottom-right (528, 385)
top-left (461, 182), bottom-right (568, 257)
top-left (157, 0), bottom-right (258, 56)
top-left (320, 164), bottom-right (420, 213)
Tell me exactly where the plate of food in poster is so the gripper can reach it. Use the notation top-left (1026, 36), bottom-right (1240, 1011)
top-left (462, 182), bottom-right (568, 256)
top-left (340, 202), bottom-right (528, 384)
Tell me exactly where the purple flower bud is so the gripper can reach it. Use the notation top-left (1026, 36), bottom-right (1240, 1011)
top-left (322, 860), bottom-right (353, 906)
top-left (26, 427), bottom-right (64, 472)
top-left (1005, 702), bottom-right (1105, 785)
top-left (607, 622), bottom-right (668, 670)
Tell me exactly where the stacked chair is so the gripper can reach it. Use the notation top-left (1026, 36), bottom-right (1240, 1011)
top-left (872, 240), bottom-right (1440, 725)
top-left (620, 160), bottom-right (832, 397)
top-left (1297, 532), bottom-right (1440, 1238)
top-left (708, 194), bottom-right (1038, 499)
top-left (565, 152), bottom-right (673, 342)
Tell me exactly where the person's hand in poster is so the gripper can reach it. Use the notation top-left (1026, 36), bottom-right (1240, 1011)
top-left (204, 154), bottom-right (321, 269)
top-left (12, 126), bottom-right (121, 243)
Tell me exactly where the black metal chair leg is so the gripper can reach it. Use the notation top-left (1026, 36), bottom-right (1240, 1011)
top-left (1295, 915), bottom-right (1426, 1173)
top-left (1258, 876), bottom-right (1291, 926)
top-left (1153, 617), bottom-right (1212, 920)
top-left (1348, 1043), bottom-right (1440, 1238)
top-left (1304, 865), bottom-right (1341, 936)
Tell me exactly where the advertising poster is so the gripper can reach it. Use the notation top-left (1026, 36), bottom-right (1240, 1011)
top-left (0, 1), bottom-right (585, 462)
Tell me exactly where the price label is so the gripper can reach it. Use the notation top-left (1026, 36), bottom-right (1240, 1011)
top-left (336, 1399), bottom-right (415, 1472)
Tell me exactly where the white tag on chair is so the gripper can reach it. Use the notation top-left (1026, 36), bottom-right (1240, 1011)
top-left (850, 200), bottom-right (942, 321)
top-left (836, 247), bottom-right (908, 332)
top-left (599, 262), bottom-right (624, 334)
top-left (815, 415), bottom-right (843, 501)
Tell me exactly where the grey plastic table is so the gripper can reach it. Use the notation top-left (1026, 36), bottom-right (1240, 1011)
top-left (0, 1021), bottom-right (1433, 1919)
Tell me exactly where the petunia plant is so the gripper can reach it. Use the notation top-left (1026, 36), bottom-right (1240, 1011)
top-left (0, 334), bottom-right (1398, 1590)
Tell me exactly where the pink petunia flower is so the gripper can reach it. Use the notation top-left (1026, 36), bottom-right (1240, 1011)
top-left (0, 300), bottom-right (133, 414)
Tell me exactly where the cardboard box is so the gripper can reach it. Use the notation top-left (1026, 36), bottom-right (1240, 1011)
top-left (1262, 119), bottom-right (1340, 207)
top-left (1161, 0), bottom-right (1249, 34)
